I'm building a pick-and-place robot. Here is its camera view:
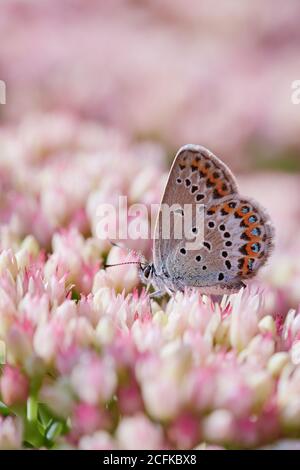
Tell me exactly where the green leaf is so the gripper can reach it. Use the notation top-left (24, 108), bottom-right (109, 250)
top-left (38, 403), bottom-right (53, 429)
top-left (23, 419), bottom-right (45, 448)
top-left (0, 400), bottom-right (10, 416)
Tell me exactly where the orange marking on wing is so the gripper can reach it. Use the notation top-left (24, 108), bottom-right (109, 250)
top-left (243, 212), bottom-right (257, 227)
top-left (244, 243), bottom-right (260, 258)
top-left (241, 256), bottom-right (256, 275)
top-left (191, 159), bottom-right (208, 172)
top-left (235, 207), bottom-right (247, 218)
top-left (205, 168), bottom-right (219, 185)
top-left (215, 180), bottom-right (230, 197)
top-left (244, 226), bottom-right (261, 243)
top-left (208, 205), bottom-right (218, 214)
top-left (222, 202), bottom-right (235, 214)
top-left (241, 257), bottom-right (249, 275)
top-left (191, 160), bottom-right (214, 180)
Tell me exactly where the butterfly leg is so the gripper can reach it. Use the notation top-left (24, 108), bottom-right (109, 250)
top-left (145, 281), bottom-right (152, 296)
top-left (147, 290), bottom-right (164, 316)
top-left (149, 290), bottom-right (164, 299)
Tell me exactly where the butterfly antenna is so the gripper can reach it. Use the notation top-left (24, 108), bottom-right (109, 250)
top-left (105, 261), bottom-right (146, 269)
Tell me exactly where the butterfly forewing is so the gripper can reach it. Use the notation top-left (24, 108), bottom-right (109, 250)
top-left (153, 144), bottom-right (238, 270)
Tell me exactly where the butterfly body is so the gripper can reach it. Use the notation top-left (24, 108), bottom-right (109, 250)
top-left (139, 144), bottom-right (274, 297)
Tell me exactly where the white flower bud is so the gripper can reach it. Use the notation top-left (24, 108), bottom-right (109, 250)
top-left (267, 352), bottom-right (290, 377)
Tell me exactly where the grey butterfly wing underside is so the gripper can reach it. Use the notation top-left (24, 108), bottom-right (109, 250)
top-left (153, 144), bottom-right (274, 294)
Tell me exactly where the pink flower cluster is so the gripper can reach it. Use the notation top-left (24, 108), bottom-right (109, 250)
top-left (0, 114), bottom-right (165, 253)
top-left (0, 114), bottom-right (299, 449)
top-left (0, 231), bottom-right (299, 449)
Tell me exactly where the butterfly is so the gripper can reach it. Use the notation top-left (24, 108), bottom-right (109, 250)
top-left (139, 144), bottom-right (274, 297)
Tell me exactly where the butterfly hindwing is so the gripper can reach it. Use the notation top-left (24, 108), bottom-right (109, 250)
top-left (164, 196), bottom-right (274, 294)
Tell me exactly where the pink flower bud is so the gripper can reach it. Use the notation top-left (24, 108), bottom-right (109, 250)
top-left (202, 410), bottom-right (235, 444)
top-left (78, 431), bottom-right (116, 450)
top-left (72, 403), bottom-right (109, 436)
top-left (105, 246), bottom-right (139, 293)
top-left (0, 416), bottom-right (23, 450)
top-left (0, 249), bottom-right (18, 279)
top-left (0, 365), bottom-right (29, 406)
top-left (167, 413), bottom-right (201, 449)
top-left (118, 377), bottom-right (143, 415)
top-left (71, 354), bottom-right (117, 405)
top-left (116, 414), bottom-right (164, 450)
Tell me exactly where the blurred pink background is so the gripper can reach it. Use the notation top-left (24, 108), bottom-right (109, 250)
top-left (1, 0), bottom-right (300, 168)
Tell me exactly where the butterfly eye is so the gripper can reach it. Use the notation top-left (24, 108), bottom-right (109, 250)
top-left (143, 265), bottom-right (152, 279)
